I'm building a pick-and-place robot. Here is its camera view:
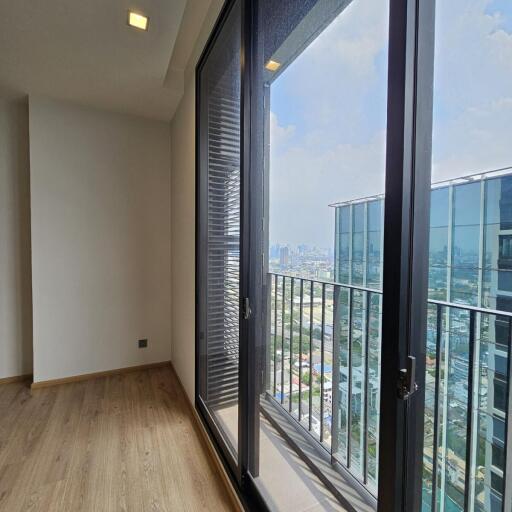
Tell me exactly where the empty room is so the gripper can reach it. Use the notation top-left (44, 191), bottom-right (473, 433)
top-left (1, 1), bottom-right (511, 511)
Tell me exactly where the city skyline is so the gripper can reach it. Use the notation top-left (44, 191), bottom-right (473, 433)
top-left (270, 165), bottom-right (512, 255)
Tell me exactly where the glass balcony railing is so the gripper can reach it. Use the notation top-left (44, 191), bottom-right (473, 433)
top-left (266, 272), bottom-right (511, 512)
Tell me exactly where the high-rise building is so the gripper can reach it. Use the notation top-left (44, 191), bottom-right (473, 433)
top-left (270, 244), bottom-right (281, 259)
top-left (279, 246), bottom-right (290, 267)
top-left (332, 170), bottom-right (512, 512)
top-left (298, 244), bottom-right (308, 256)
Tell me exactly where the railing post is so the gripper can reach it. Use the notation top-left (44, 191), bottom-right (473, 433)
top-left (289, 278), bottom-right (294, 414)
top-left (320, 283), bottom-right (326, 443)
top-left (347, 286), bottom-right (354, 467)
top-left (281, 276), bottom-right (286, 405)
top-left (332, 284), bottom-right (342, 458)
top-left (431, 303), bottom-right (443, 512)
top-left (503, 317), bottom-right (512, 512)
top-left (464, 310), bottom-right (476, 511)
top-left (363, 290), bottom-right (371, 485)
top-left (309, 280), bottom-right (314, 432)
top-left (265, 273), bottom-right (272, 396)
top-left (299, 279), bottom-right (304, 422)
top-left (273, 274), bottom-right (278, 397)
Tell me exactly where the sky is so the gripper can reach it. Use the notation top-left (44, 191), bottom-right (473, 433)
top-left (268, 0), bottom-right (512, 249)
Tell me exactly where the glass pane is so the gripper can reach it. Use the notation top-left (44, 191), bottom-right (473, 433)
top-left (197, 0), bottom-right (241, 460)
top-left (260, 0), bottom-right (389, 507)
top-left (422, 1), bottom-right (512, 510)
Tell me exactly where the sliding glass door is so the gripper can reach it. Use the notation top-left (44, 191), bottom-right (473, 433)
top-left (196, 0), bottom-right (243, 475)
top-left (196, 1), bottom-right (436, 510)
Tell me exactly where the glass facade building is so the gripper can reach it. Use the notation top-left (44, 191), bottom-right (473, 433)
top-left (333, 172), bottom-right (512, 512)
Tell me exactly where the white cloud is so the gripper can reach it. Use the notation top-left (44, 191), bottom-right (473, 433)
top-left (432, 96), bottom-right (512, 180)
top-left (268, 0), bottom-right (389, 247)
top-left (308, 0), bottom-right (388, 82)
top-left (271, 0), bottom-right (389, 147)
top-left (269, 111), bottom-right (295, 151)
top-left (432, 0), bottom-right (512, 179)
top-left (268, 0), bottom-right (512, 248)
top-left (269, 115), bottom-right (386, 247)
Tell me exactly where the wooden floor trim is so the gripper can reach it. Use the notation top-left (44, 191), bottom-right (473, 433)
top-left (30, 361), bottom-right (171, 389)
top-left (0, 373), bottom-right (33, 385)
top-left (169, 363), bottom-right (245, 512)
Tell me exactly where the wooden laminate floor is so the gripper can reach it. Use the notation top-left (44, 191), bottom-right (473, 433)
top-left (0, 366), bottom-right (236, 512)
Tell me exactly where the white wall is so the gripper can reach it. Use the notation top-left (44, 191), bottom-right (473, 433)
top-left (29, 97), bottom-right (171, 383)
top-left (0, 98), bottom-right (33, 379)
top-left (170, 81), bottom-right (196, 402)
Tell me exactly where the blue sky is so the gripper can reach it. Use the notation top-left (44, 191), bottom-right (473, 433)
top-left (268, 0), bottom-right (512, 249)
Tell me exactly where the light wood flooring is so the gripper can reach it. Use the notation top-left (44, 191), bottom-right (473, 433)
top-left (0, 366), bottom-right (236, 512)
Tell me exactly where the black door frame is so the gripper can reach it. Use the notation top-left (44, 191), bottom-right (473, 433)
top-left (195, 0), bottom-right (244, 485)
top-left (195, 1), bottom-right (436, 510)
top-left (378, 1), bottom-right (436, 511)
top-left (195, 2), bottom-right (266, 508)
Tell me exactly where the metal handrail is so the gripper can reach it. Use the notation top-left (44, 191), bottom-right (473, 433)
top-left (270, 272), bottom-right (381, 294)
top-left (428, 298), bottom-right (512, 318)
top-left (267, 270), bottom-right (511, 511)
top-left (271, 272), bottom-right (512, 318)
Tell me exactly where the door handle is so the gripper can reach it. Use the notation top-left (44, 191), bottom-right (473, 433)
top-left (242, 297), bottom-right (252, 320)
top-left (398, 355), bottom-right (418, 400)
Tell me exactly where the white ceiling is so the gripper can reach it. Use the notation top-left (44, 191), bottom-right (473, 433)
top-left (0, 0), bottom-right (219, 121)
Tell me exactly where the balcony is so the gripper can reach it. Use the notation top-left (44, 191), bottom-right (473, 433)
top-left (265, 272), bottom-right (511, 512)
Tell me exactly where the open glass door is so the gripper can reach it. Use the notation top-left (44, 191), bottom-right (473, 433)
top-left (253, 1), bottom-right (390, 510)
top-left (244, 1), bottom-right (436, 511)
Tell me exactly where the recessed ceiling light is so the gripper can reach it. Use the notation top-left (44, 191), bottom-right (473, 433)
top-left (128, 11), bottom-right (149, 31)
top-left (265, 59), bottom-right (281, 72)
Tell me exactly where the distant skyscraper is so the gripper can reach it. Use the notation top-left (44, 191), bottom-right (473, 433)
top-left (279, 246), bottom-right (290, 267)
top-left (332, 171), bottom-right (512, 512)
top-left (272, 244), bottom-right (281, 259)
